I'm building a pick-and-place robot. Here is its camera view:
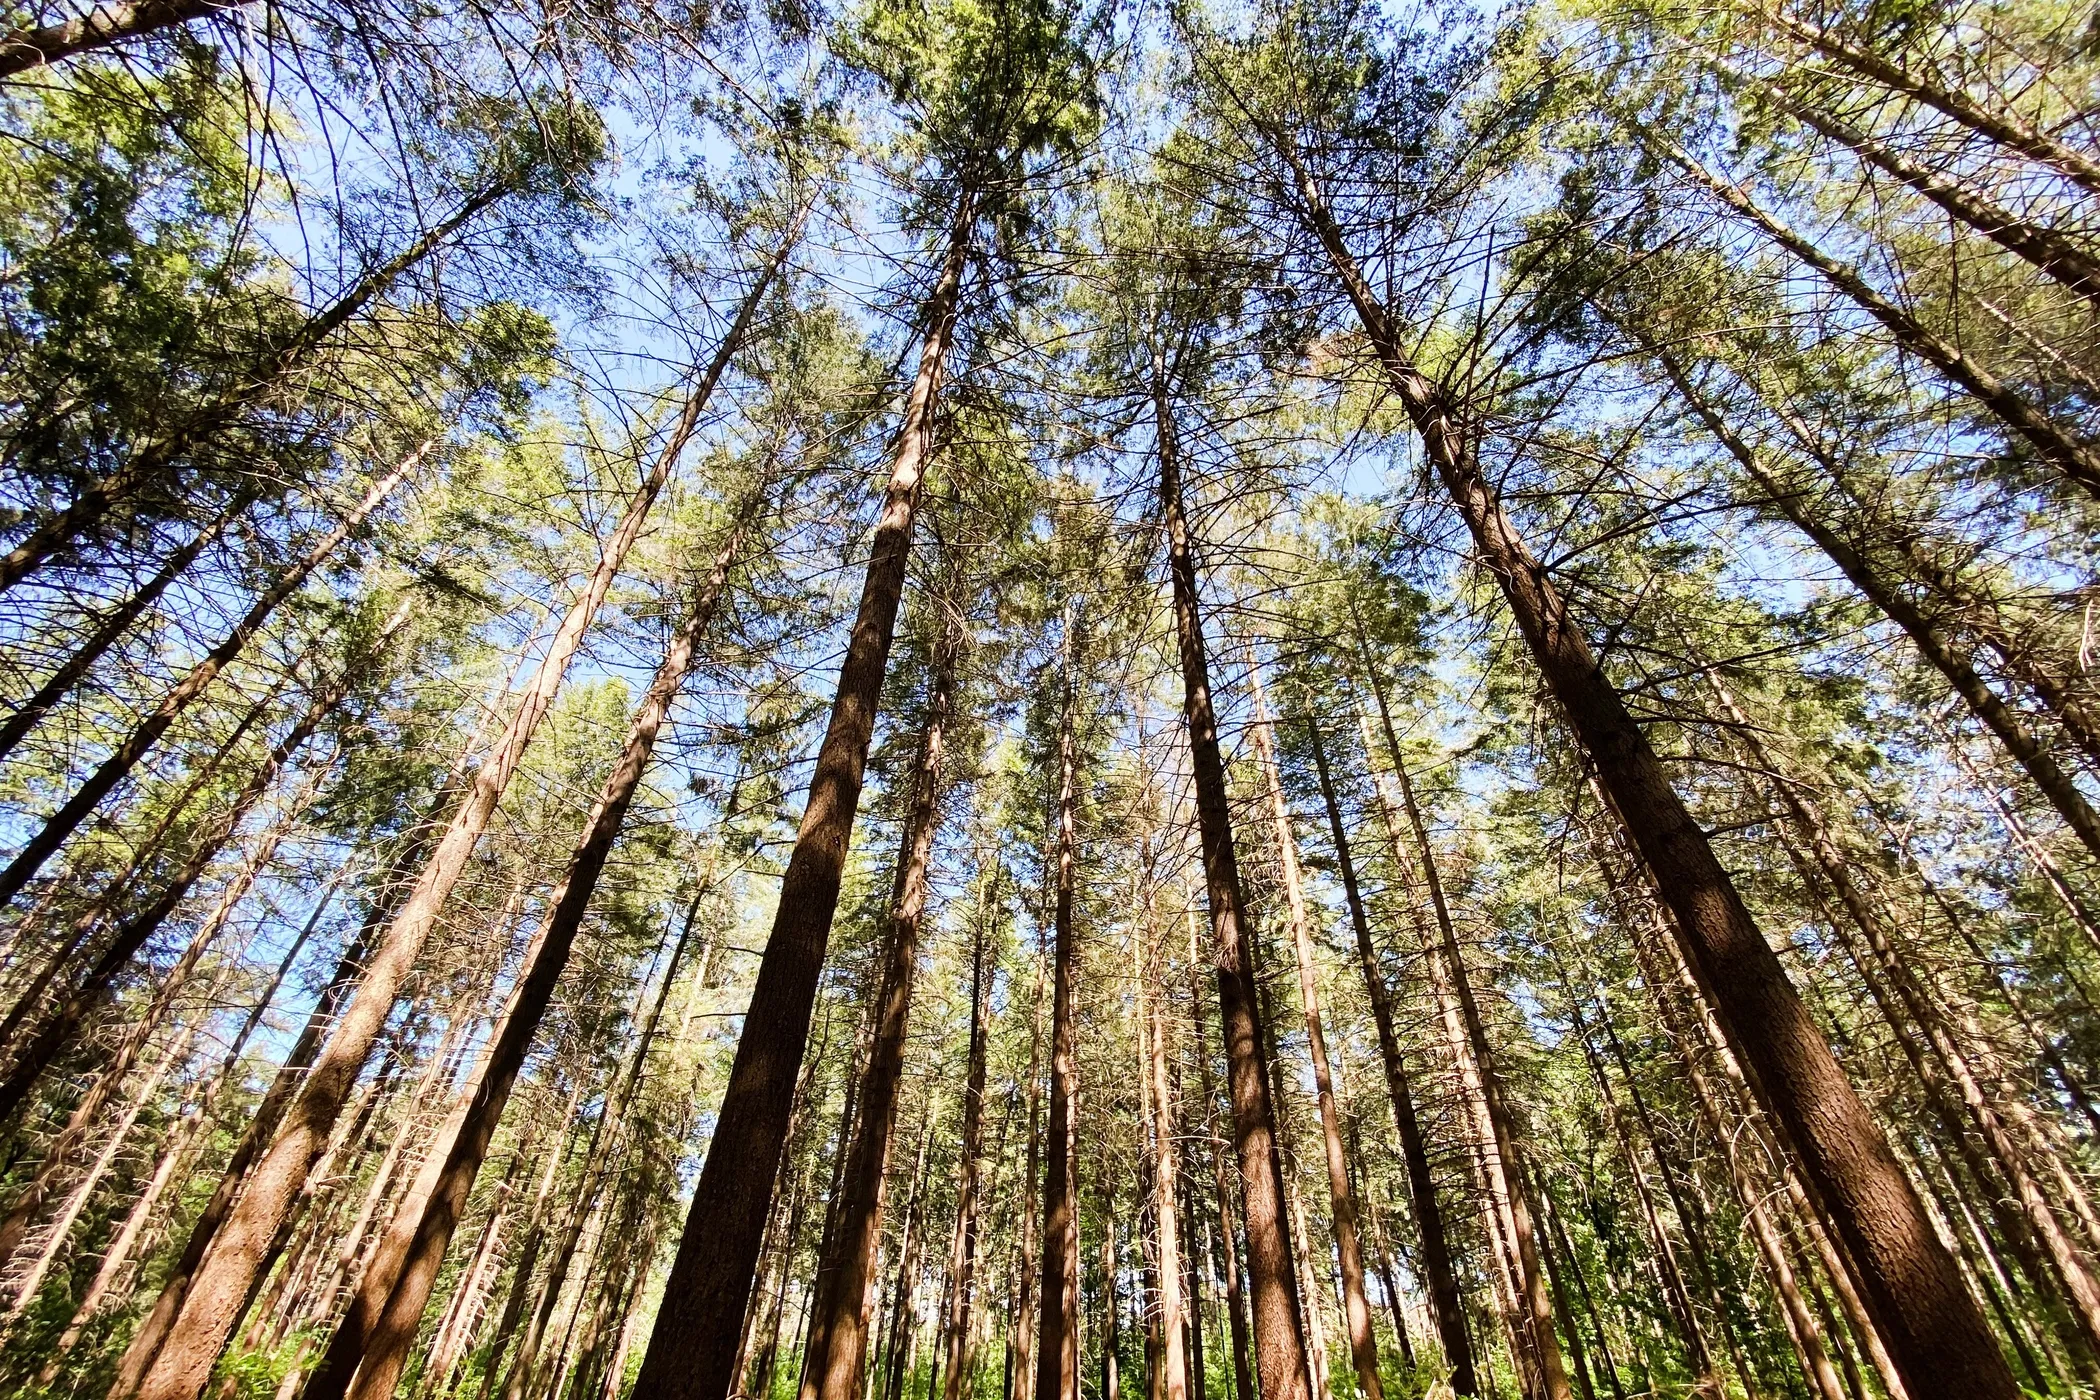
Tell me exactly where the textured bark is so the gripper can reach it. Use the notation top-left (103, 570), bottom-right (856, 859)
top-left (1188, 915), bottom-right (1254, 1400)
top-left (941, 876), bottom-right (996, 1400)
top-left (301, 498), bottom-right (753, 1400)
top-left (1244, 664), bottom-right (1381, 1400)
top-left (132, 296), bottom-right (700, 1400)
top-left (805, 637), bottom-right (959, 1400)
top-left (0, 0), bottom-right (242, 74)
top-left (634, 190), bottom-right (971, 1400)
top-left (0, 448), bottom-right (422, 912)
top-left (1152, 373), bottom-right (1309, 1400)
top-left (1035, 632), bottom-right (1083, 1400)
top-left (1306, 706), bottom-right (1475, 1395)
top-left (1281, 145), bottom-right (2016, 1400)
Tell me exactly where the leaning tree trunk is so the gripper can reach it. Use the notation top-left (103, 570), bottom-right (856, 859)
top-left (805, 631), bottom-right (960, 1400)
top-left (632, 188), bottom-right (971, 1400)
top-left (1305, 705), bottom-right (1476, 1396)
top-left (301, 503), bottom-right (755, 1400)
top-left (1659, 142), bottom-right (2100, 504)
top-left (1280, 140), bottom-right (2018, 1400)
top-left (0, 488), bottom-right (253, 767)
top-left (128, 236), bottom-right (759, 1400)
top-left (1036, 625), bottom-right (1084, 1400)
top-left (1245, 662), bottom-right (1382, 1400)
top-left (0, 445), bottom-right (423, 912)
top-left (1151, 368), bottom-right (1310, 1400)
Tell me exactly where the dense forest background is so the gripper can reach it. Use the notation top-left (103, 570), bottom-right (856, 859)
top-left (0, 0), bottom-right (2093, 1397)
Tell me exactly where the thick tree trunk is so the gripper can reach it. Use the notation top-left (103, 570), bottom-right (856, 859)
top-left (941, 877), bottom-right (996, 1400)
top-left (1189, 907), bottom-right (1254, 1400)
top-left (1305, 707), bottom-right (1474, 1396)
top-left (634, 189), bottom-right (971, 1400)
top-left (1152, 372), bottom-right (1309, 1400)
top-left (1244, 663), bottom-right (1380, 1400)
top-left (1035, 629), bottom-right (1084, 1400)
top-left (0, 447), bottom-right (422, 912)
top-left (1281, 149), bottom-right (2018, 1400)
top-left (301, 498), bottom-right (753, 1400)
top-left (806, 635), bottom-right (960, 1400)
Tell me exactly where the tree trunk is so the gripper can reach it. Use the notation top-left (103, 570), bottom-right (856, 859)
top-left (130, 242), bottom-right (734, 1399)
top-left (1658, 142), bottom-right (2100, 503)
top-left (1008, 959), bottom-right (1046, 1400)
top-left (806, 632), bottom-right (960, 1400)
top-left (1354, 659), bottom-right (1569, 1400)
top-left (942, 873), bottom-right (996, 1400)
top-left (1281, 146), bottom-right (2017, 1400)
top-left (0, 489), bottom-right (252, 766)
top-left (1305, 705), bottom-right (1474, 1396)
top-left (1152, 370), bottom-right (1309, 1400)
top-left (0, 446), bottom-right (422, 912)
top-left (1244, 665), bottom-right (1380, 1400)
top-left (1142, 912), bottom-right (1189, 1400)
top-left (1189, 914), bottom-right (1255, 1400)
top-left (634, 188), bottom-right (970, 1400)
top-left (1036, 621), bottom-right (1084, 1400)
top-left (302, 496), bottom-right (754, 1400)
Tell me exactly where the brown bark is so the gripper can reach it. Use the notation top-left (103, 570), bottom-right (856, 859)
top-left (805, 633), bottom-right (960, 1400)
top-left (633, 189), bottom-right (970, 1400)
top-left (1305, 704), bottom-right (1474, 1396)
top-left (1757, 82), bottom-right (2100, 299)
top-left (1008, 957), bottom-right (1046, 1400)
top-left (1189, 913), bottom-right (1255, 1400)
top-left (0, 446), bottom-right (423, 912)
top-left (0, 0), bottom-right (244, 76)
top-left (1152, 370), bottom-right (1309, 1400)
top-left (1354, 658), bottom-right (1569, 1400)
top-left (1141, 915), bottom-right (1189, 1400)
top-left (1278, 143), bottom-right (2017, 1400)
top-left (1244, 663), bottom-right (1380, 1400)
top-left (1754, 6), bottom-right (2100, 198)
top-left (300, 493), bottom-right (754, 1400)
top-left (1035, 625), bottom-right (1084, 1400)
top-left (941, 872), bottom-right (997, 1400)
top-left (132, 264), bottom-right (714, 1400)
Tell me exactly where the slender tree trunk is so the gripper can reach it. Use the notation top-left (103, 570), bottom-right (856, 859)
top-left (807, 634), bottom-right (961, 1400)
top-left (1754, 5), bottom-right (2100, 197)
top-left (1656, 142), bottom-right (2100, 501)
top-left (1008, 959), bottom-right (1046, 1400)
top-left (1353, 661), bottom-right (1568, 1400)
top-left (942, 875), bottom-right (996, 1400)
top-left (635, 189), bottom-right (971, 1400)
top-left (0, 489), bottom-right (252, 766)
top-left (0, 179), bottom-right (510, 594)
top-left (304, 497), bottom-right (755, 1400)
top-left (1036, 622), bottom-right (1084, 1400)
top-left (1280, 148), bottom-right (2017, 1400)
top-left (131, 274), bottom-right (713, 1400)
top-left (1646, 343), bottom-right (2100, 867)
top-left (1152, 369), bottom-right (1309, 1400)
top-left (1244, 665), bottom-right (1380, 1400)
top-left (1143, 914), bottom-right (1189, 1400)
top-left (0, 446), bottom-right (423, 912)
top-left (1306, 706), bottom-right (1474, 1396)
